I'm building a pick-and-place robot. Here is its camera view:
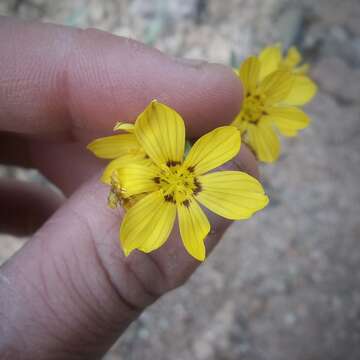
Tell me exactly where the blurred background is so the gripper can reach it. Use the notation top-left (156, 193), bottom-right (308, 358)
top-left (1, 0), bottom-right (360, 359)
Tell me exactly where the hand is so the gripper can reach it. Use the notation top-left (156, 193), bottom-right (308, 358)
top-left (0, 16), bottom-right (257, 359)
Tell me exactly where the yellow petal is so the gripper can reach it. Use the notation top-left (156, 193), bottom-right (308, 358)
top-left (120, 191), bottom-right (176, 256)
top-left (266, 106), bottom-right (310, 137)
top-left (247, 121), bottom-right (281, 163)
top-left (196, 171), bottom-right (269, 220)
top-left (183, 126), bottom-right (240, 175)
top-left (283, 46), bottom-right (302, 68)
top-left (260, 70), bottom-right (294, 104)
top-left (101, 154), bottom-right (151, 184)
top-left (239, 56), bottom-right (261, 93)
top-left (87, 134), bottom-right (140, 159)
top-left (177, 198), bottom-right (210, 261)
top-left (284, 75), bottom-right (318, 105)
top-left (294, 63), bottom-right (309, 75)
top-left (135, 100), bottom-right (185, 167)
top-left (115, 162), bottom-right (160, 197)
top-left (258, 45), bottom-right (282, 81)
top-left (113, 122), bottom-right (135, 133)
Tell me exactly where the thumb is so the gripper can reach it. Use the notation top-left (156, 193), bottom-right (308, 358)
top-left (0, 145), bottom-right (258, 360)
top-left (0, 16), bottom-right (242, 139)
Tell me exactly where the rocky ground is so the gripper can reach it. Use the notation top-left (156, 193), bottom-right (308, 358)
top-left (1, 0), bottom-right (360, 359)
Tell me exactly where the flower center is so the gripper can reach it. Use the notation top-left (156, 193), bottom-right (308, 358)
top-left (241, 92), bottom-right (267, 124)
top-left (154, 161), bottom-right (202, 206)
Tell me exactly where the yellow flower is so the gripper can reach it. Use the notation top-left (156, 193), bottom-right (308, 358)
top-left (232, 55), bottom-right (312, 163)
top-left (258, 44), bottom-right (317, 105)
top-left (97, 100), bottom-right (268, 261)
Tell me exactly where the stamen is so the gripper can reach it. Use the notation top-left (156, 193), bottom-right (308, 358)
top-left (164, 194), bottom-right (176, 203)
top-left (166, 160), bottom-right (181, 167)
top-left (154, 163), bottom-right (202, 205)
top-left (241, 92), bottom-right (267, 124)
top-left (193, 178), bottom-right (202, 195)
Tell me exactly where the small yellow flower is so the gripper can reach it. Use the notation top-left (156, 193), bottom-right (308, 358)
top-left (258, 44), bottom-right (317, 105)
top-left (232, 55), bottom-right (312, 163)
top-left (89, 100), bottom-right (269, 261)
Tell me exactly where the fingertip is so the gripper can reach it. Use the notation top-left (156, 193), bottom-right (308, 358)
top-left (175, 61), bottom-right (243, 137)
top-left (0, 18), bottom-right (242, 140)
top-left (66, 28), bottom-right (243, 139)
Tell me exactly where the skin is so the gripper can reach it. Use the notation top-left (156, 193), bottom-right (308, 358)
top-left (0, 16), bottom-right (258, 359)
